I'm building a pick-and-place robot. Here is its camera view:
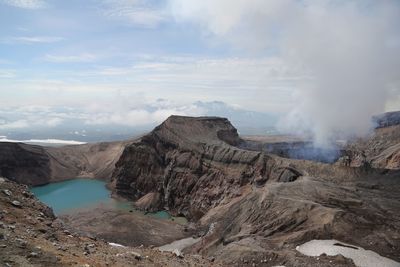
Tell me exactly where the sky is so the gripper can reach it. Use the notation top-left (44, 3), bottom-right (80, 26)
top-left (0, 0), bottom-right (295, 111)
top-left (0, 0), bottom-right (399, 143)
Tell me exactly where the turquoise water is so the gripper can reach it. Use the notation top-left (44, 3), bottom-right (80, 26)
top-left (148, 211), bottom-right (171, 219)
top-left (31, 179), bottom-right (130, 214)
top-left (149, 211), bottom-right (188, 224)
top-left (31, 179), bottom-right (188, 224)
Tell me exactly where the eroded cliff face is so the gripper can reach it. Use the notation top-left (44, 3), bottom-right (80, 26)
top-left (0, 140), bottom-right (129, 186)
top-left (111, 115), bottom-right (400, 266)
top-left (46, 140), bottom-right (129, 182)
top-left (344, 124), bottom-right (400, 169)
top-left (1, 115), bottom-right (399, 266)
top-left (0, 142), bottom-right (51, 185)
top-left (111, 116), bottom-right (302, 220)
top-left (330, 111), bottom-right (400, 169)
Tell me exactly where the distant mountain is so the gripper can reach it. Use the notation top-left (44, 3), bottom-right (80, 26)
top-left (0, 101), bottom-right (279, 143)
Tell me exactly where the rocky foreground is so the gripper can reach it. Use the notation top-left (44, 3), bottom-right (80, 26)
top-left (0, 177), bottom-right (219, 266)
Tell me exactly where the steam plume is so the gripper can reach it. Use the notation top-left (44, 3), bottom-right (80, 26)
top-left (169, 0), bottom-right (400, 146)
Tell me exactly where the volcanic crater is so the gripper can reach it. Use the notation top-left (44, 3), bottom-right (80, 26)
top-left (1, 113), bottom-right (400, 267)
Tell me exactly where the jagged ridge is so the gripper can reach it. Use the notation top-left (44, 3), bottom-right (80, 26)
top-left (111, 116), bottom-right (302, 219)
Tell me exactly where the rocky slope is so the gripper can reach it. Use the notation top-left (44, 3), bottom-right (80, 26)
top-left (111, 116), bottom-right (301, 220)
top-left (60, 207), bottom-right (194, 248)
top-left (0, 140), bottom-right (128, 186)
top-left (0, 143), bottom-right (51, 185)
top-left (194, 167), bottom-right (400, 265)
top-left (241, 111), bottom-right (400, 169)
top-left (325, 111), bottom-right (400, 170)
top-left (0, 177), bottom-right (218, 267)
top-left (46, 141), bottom-right (130, 182)
top-left (1, 113), bottom-right (400, 266)
top-left (344, 124), bottom-right (400, 169)
top-left (374, 110), bottom-right (400, 128)
top-left (240, 136), bottom-right (341, 163)
top-left (111, 115), bottom-right (400, 266)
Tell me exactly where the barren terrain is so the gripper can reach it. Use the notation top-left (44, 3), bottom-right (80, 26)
top-left (1, 112), bottom-right (400, 266)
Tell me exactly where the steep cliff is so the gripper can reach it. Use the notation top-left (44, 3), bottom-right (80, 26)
top-left (0, 140), bottom-right (128, 186)
top-left (111, 115), bottom-right (400, 266)
top-left (344, 124), bottom-right (400, 169)
top-left (111, 116), bottom-right (303, 219)
top-left (374, 110), bottom-right (400, 128)
top-left (46, 140), bottom-right (129, 182)
top-left (0, 142), bottom-right (51, 185)
top-left (2, 114), bottom-right (399, 266)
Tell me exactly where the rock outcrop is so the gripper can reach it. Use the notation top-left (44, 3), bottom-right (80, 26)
top-left (46, 140), bottom-right (130, 182)
top-left (111, 115), bottom-right (400, 266)
top-left (343, 124), bottom-right (400, 169)
top-left (111, 116), bottom-right (299, 220)
top-left (1, 114), bottom-right (400, 266)
top-left (0, 177), bottom-right (218, 266)
top-left (0, 142), bottom-right (52, 185)
top-left (374, 110), bottom-right (400, 128)
top-left (0, 140), bottom-right (128, 186)
top-left (322, 111), bottom-right (400, 170)
top-left (194, 169), bottom-right (400, 265)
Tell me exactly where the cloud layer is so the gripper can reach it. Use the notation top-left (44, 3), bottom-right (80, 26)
top-left (0, 36), bottom-right (64, 44)
top-left (170, 0), bottom-right (400, 145)
top-left (1, 0), bottom-right (399, 145)
top-left (101, 0), bottom-right (167, 27)
top-left (1, 0), bottom-right (46, 9)
top-left (0, 100), bottom-right (278, 142)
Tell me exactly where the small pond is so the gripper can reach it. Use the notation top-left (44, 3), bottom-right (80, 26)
top-left (31, 178), bottom-right (187, 224)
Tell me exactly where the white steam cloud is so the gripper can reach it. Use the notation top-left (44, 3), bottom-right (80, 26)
top-left (169, 0), bottom-right (400, 146)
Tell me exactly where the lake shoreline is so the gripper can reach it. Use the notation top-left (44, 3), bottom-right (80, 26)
top-left (30, 177), bottom-right (188, 222)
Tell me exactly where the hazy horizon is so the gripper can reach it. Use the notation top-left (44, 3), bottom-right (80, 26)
top-left (1, 0), bottom-right (399, 144)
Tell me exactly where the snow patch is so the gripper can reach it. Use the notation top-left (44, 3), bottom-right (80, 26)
top-left (108, 242), bottom-right (126, 248)
top-left (296, 239), bottom-right (400, 267)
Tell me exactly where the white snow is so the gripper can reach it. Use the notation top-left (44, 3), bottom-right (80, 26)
top-left (296, 239), bottom-right (400, 267)
top-left (158, 237), bottom-right (201, 253)
top-left (108, 242), bottom-right (126, 248)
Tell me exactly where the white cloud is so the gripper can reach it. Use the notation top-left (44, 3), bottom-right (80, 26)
top-left (101, 0), bottom-right (166, 27)
top-left (0, 136), bottom-right (86, 145)
top-left (88, 56), bottom-right (306, 90)
top-left (0, 55), bottom-right (300, 112)
top-left (84, 94), bottom-right (205, 126)
top-left (0, 69), bottom-right (16, 78)
top-left (0, 120), bottom-right (29, 129)
top-left (86, 107), bottom-right (200, 126)
top-left (169, 0), bottom-right (400, 145)
top-left (0, 36), bottom-right (64, 44)
top-left (0, 117), bottom-right (64, 129)
top-left (0, 100), bottom-right (279, 139)
top-left (0, 100), bottom-right (203, 131)
top-left (44, 117), bottom-right (63, 127)
top-left (1, 0), bottom-right (46, 9)
top-left (0, 105), bottom-right (64, 130)
top-left (90, 56), bottom-right (299, 112)
top-left (43, 53), bottom-right (99, 63)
